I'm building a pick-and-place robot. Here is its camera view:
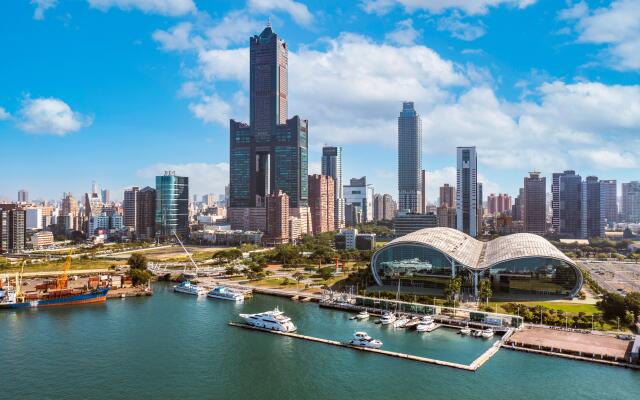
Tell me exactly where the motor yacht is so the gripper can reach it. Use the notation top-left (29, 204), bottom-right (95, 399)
top-left (459, 326), bottom-right (471, 335)
top-left (378, 312), bottom-right (397, 325)
top-left (239, 307), bottom-right (297, 332)
top-left (416, 316), bottom-right (438, 333)
top-left (173, 281), bottom-right (205, 296)
top-left (355, 310), bottom-right (370, 320)
top-left (207, 286), bottom-right (244, 302)
top-left (481, 328), bottom-right (494, 338)
top-left (349, 332), bottom-right (383, 349)
top-left (393, 315), bottom-right (410, 328)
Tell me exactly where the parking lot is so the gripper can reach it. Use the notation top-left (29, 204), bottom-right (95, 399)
top-left (579, 260), bottom-right (640, 296)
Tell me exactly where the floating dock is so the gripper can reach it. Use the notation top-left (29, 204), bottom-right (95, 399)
top-left (229, 322), bottom-right (509, 372)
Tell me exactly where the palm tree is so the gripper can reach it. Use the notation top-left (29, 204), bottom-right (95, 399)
top-left (479, 278), bottom-right (493, 307)
top-left (292, 271), bottom-right (304, 291)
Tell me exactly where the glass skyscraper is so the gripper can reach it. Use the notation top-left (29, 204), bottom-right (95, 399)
top-left (397, 102), bottom-right (422, 213)
top-left (229, 23), bottom-right (308, 218)
top-left (456, 147), bottom-right (477, 237)
top-left (321, 146), bottom-right (344, 228)
top-left (155, 172), bottom-right (189, 238)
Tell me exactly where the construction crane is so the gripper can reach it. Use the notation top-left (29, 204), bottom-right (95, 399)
top-left (56, 251), bottom-right (72, 290)
top-left (15, 260), bottom-right (26, 303)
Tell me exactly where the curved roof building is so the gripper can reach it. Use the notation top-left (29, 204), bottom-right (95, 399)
top-left (371, 227), bottom-right (582, 298)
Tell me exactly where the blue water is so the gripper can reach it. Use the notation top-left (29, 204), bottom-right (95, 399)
top-left (1, 283), bottom-right (638, 400)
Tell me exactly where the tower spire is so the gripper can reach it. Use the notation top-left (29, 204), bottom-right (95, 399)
top-left (266, 16), bottom-right (271, 28)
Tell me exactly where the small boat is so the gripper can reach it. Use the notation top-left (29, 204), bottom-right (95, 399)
top-left (404, 316), bottom-right (421, 329)
top-left (378, 312), bottom-right (396, 325)
top-left (355, 310), bottom-right (370, 320)
top-left (472, 329), bottom-right (483, 337)
top-left (392, 315), bottom-right (409, 328)
top-left (207, 286), bottom-right (244, 302)
top-left (416, 316), bottom-right (438, 333)
top-left (481, 328), bottom-right (494, 338)
top-left (239, 307), bottom-right (297, 332)
top-left (173, 281), bottom-right (205, 296)
top-left (459, 326), bottom-right (471, 335)
top-left (349, 331), bottom-right (383, 349)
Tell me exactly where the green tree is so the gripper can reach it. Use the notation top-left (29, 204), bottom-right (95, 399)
top-left (127, 253), bottom-right (148, 270)
top-left (129, 268), bottom-right (151, 285)
top-left (292, 271), bottom-right (305, 289)
top-left (318, 266), bottom-right (334, 280)
top-left (598, 292), bottom-right (627, 320)
top-left (624, 292), bottom-right (640, 321)
top-left (479, 278), bottom-right (492, 306)
top-left (444, 277), bottom-right (462, 302)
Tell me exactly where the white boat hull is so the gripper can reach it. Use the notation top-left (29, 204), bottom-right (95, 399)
top-left (207, 293), bottom-right (244, 302)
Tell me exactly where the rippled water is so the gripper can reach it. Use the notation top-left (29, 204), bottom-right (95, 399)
top-left (1, 283), bottom-right (638, 400)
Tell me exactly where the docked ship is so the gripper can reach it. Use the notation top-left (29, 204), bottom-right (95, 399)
top-left (173, 281), bottom-right (206, 296)
top-left (0, 256), bottom-right (110, 310)
top-left (207, 286), bottom-right (244, 302)
top-left (239, 307), bottom-right (297, 332)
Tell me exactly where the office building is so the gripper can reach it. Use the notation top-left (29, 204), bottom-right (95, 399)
top-left (439, 184), bottom-right (455, 208)
top-left (101, 189), bottom-right (110, 204)
top-left (265, 190), bottom-right (289, 244)
top-left (308, 174), bottom-right (335, 234)
top-left (581, 176), bottom-right (604, 239)
top-left (523, 172), bottom-right (546, 235)
top-left (557, 171), bottom-right (582, 238)
top-left (18, 190), bottom-right (28, 203)
top-left (335, 228), bottom-right (376, 251)
top-left (155, 172), bottom-right (189, 238)
top-left (512, 189), bottom-right (524, 221)
top-left (421, 169), bottom-right (427, 213)
top-left (0, 207), bottom-right (26, 254)
top-left (599, 180), bottom-right (617, 225)
top-left (344, 177), bottom-right (374, 223)
top-left (31, 230), bottom-right (54, 249)
top-left (622, 181), bottom-right (640, 223)
top-left (321, 146), bottom-right (345, 229)
top-left (394, 212), bottom-right (437, 236)
top-left (137, 187), bottom-right (156, 240)
top-left (123, 187), bottom-right (139, 230)
top-left (345, 203), bottom-right (362, 227)
top-left (25, 208), bottom-right (43, 230)
top-left (397, 102), bottom-right (422, 213)
top-left (456, 147), bottom-right (477, 237)
top-left (229, 24), bottom-right (308, 230)
top-left (202, 194), bottom-right (216, 207)
top-left (373, 193), bottom-right (396, 222)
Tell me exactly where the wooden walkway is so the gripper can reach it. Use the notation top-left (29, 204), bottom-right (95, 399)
top-left (229, 322), bottom-right (508, 372)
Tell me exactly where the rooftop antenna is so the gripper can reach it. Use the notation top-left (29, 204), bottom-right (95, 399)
top-left (267, 16), bottom-right (272, 28)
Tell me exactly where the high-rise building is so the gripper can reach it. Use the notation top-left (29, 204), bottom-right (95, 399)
top-left (308, 174), bottom-right (335, 234)
top-left (523, 171), bottom-right (546, 235)
top-left (17, 190), bottom-right (28, 203)
top-left (266, 190), bottom-right (289, 244)
top-left (202, 194), bottom-right (216, 207)
top-left (558, 170), bottom-right (582, 238)
top-left (321, 146), bottom-right (345, 229)
top-left (600, 180), bottom-right (617, 225)
top-left (344, 177), bottom-right (374, 224)
top-left (229, 24), bottom-right (308, 230)
top-left (398, 102), bottom-right (422, 213)
top-left (581, 176), bottom-right (604, 239)
top-left (137, 187), bottom-right (156, 240)
top-left (512, 189), bottom-right (524, 221)
top-left (421, 169), bottom-right (427, 214)
top-left (622, 181), bottom-right (640, 223)
top-left (123, 187), bottom-right (139, 230)
top-left (437, 206), bottom-right (456, 228)
top-left (487, 193), bottom-right (513, 215)
top-left (439, 184), bottom-right (455, 208)
top-left (456, 147), bottom-right (477, 237)
top-left (373, 193), bottom-right (396, 222)
top-left (101, 189), bottom-right (110, 204)
top-left (155, 172), bottom-right (189, 238)
top-left (25, 208), bottom-right (43, 230)
top-left (394, 212), bottom-right (437, 236)
top-left (0, 207), bottom-right (26, 254)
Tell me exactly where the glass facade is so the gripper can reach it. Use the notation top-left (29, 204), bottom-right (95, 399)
top-left (155, 174), bottom-right (189, 238)
top-left (488, 258), bottom-right (579, 296)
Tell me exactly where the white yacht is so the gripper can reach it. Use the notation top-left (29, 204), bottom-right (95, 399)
top-left (355, 310), bottom-right (370, 320)
top-left (481, 328), bottom-right (494, 338)
top-left (173, 281), bottom-right (205, 296)
top-left (459, 326), bottom-right (471, 335)
top-left (378, 312), bottom-right (397, 325)
top-left (207, 286), bottom-right (244, 302)
top-left (349, 332), bottom-right (383, 349)
top-left (393, 315), bottom-right (410, 328)
top-left (416, 316), bottom-right (438, 332)
top-left (240, 307), bottom-right (297, 332)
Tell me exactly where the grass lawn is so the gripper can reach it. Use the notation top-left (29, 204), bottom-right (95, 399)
top-left (490, 300), bottom-right (600, 315)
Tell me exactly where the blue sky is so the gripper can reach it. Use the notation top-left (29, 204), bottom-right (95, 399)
top-left (1, 0), bottom-right (639, 203)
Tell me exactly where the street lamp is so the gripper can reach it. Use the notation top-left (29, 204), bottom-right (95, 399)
top-left (617, 316), bottom-right (620, 331)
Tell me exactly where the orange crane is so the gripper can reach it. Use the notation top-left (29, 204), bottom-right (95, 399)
top-left (56, 251), bottom-right (72, 290)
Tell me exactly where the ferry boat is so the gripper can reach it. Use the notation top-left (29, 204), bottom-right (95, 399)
top-left (355, 310), bottom-right (370, 319)
top-left (239, 307), bottom-right (297, 332)
top-left (173, 281), bottom-right (205, 296)
top-left (416, 316), bottom-right (438, 332)
top-left (349, 332), bottom-right (383, 349)
top-left (378, 312), bottom-right (397, 325)
top-left (207, 286), bottom-right (244, 302)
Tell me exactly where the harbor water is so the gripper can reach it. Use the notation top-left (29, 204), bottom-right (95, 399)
top-left (1, 283), bottom-right (639, 400)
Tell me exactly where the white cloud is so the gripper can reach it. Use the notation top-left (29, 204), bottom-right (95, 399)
top-left (31, 0), bottom-right (57, 20)
top-left (188, 94), bottom-right (232, 126)
top-left (137, 162), bottom-right (230, 195)
top-left (205, 10), bottom-right (263, 49)
top-left (0, 107), bottom-right (10, 120)
top-left (361, 0), bottom-right (536, 16)
top-left (88, 0), bottom-right (196, 16)
top-left (247, 0), bottom-right (313, 26)
top-left (560, 0), bottom-right (640, 70)
top-left (436, 12), bottom-right (486, 41)
top-left (385, 19), bottom-right (421, 45)
top-left (152, 22), bottom-right (199, 51)
top-left (17, 97), bottom-right (93, 135)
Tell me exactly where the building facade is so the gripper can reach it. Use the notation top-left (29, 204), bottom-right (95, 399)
top-left (0, 208), bottom-right (26, 254)
top-left (265, 190), bottom-right (289, 244)
top-left (557, 170), bottom-right (582, 238)
top-left (308, 174), bottom-right (335, 234)
top-left (321, 146), bottom-right (345, 229)
top-left (439, 184), bottom-right (455, 208)
top-left (523, 171), bottom-right (546, 235)
top-left (344, 177), bottom-right (374, 224)
top-left (599, 180), bottom-right (617, 225)
top-left (456, 147), bottom-right (477, 237)
top-left (581, 176), bottom-right (604, 239)
top-left (622, 181), bottom-right (640, 223)
top-left (136, 186), bottom-right (156, 240)
top-left (123, 187), bottom-right (139, 230)
top-left (394, 212), bottom-right (437, 236)
top-left (17, 190), bottom-right (28, 203)
top-left (155, 172), bottom-right (189, 238)
top-left (397, 102), bottom-right (422, 213)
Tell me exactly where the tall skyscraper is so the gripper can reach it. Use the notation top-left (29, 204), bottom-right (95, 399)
top-left (265, 191), bottom-right (289, 244)
top-left (136, 187), bottom-right (156, 240)
top-left (523, 171), bottom-right (546, 235)
top-left (439, 184), bottom-right (455, 208)
top-left (344, 177), bottom-right (374, 224)
top-left (398, 102), bottom-right (422, 213)
top-left (321, 146), bottom-right (344, 229)
top-left (17, 190), bottom-right (28, 203)
top-left (0, 207), bottom-right (26, 254)
top-left (308, 174), bottom-right (335, 234)
top-left (155, 172), bottom-right (189, 238)
top-left (421, 169), bottom-right (427, 213)
top-left (101, 189), bottom-right (110, 204)
top-left (123, 187), bottom-right (139, 230)
top-left (558, 170), bottom-right (582, 238)
top-left (622, 181), bottom-right (640, 223)
top-left (581, 176), bottom-right (604, 239)
top-left (456, 147), bottom-right (477, 237)
top-left (600, 180), bottom-right (617, 225)
top-left (229, 24), bottom-right (308, 231)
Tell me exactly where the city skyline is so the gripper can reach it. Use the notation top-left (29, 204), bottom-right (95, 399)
top-left (1, 1), bottom-right (639, 203)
